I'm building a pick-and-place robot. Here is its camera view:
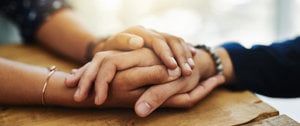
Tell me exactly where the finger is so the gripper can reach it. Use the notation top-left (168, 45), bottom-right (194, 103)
top-left (65, 63), bottom-right (90, 88)
top-left (73, 52), bottom-right (113, 102)
top-left (187, 43), bottom-right (197, 56)
top-left (163, 75), bottom-right (225, 108)
top-left (94, 48), bottom-right (162, 105)
top-left (181, 42), bottom-right (195, 68)
top-left (73, 62), bottom-right (99, 102)
top-left (134, 80), bottom-right (183, 117)
top-left (125, 26), bottom-right (178, 69)
top-left (104, 33), bottom-right (144, 51)
top-left (162, 33), bottom-right (194, 76)
top-left (113, 65), bottom-right (181, 91)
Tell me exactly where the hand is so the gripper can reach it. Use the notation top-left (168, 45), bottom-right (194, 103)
top-left (66, 47), bottom-right (226, 117)
top-left (65, 48), bottom-right (181, 105)
top-left (94, 26), bottom-right (195, 76)
top-left (102, 69), bottom-right (224, 109)
top-left (133, 49), bottom-right (226, 117)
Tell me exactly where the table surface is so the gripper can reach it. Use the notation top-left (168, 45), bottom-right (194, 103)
top-left (0, 44), bottom-right (298, 126)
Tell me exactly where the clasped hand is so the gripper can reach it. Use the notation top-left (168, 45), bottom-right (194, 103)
top-left (65, 26), bottom-right (225, 117)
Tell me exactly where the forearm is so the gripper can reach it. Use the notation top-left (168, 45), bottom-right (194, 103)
top-left (221, 37), bottom-right (300, 97)
top-left (0, 58), bottom-right (94, 107)
top-left (36, 9), bottom-right (96, 63)
top-left (0, 58), bottom-right (49, 105)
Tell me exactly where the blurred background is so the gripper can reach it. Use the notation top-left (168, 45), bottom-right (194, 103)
top-left (0, 0), bottom-right (299, 121)
top-left (66, 0), bottom-right (300, 47)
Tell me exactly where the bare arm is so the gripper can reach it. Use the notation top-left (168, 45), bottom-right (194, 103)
top-left (0, 58), bottom-right (78, 106)
top-left (36, 9), bottom-right (95, 63)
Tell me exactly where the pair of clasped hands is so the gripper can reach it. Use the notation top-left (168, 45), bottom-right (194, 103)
top-left (65, 26), bottom-right (225, 117)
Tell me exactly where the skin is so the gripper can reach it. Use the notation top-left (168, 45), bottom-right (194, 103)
top-left (0, 50), bottom-right (224, 108)
top-left (0, 46), bottom-right (232, 117)
top-left (0, 6), bottom-right (235, 117)
top-left (65, 47), bottom-right (235, 117)
top-left (34, 8), bottom-right (200, 109)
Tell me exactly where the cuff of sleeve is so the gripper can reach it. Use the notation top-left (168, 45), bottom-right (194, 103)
top-left (221, 42), bottom-right (262, 91)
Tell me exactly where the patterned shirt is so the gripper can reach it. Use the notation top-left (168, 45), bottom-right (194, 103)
top-left (0, 0), bottom-right (70, 43)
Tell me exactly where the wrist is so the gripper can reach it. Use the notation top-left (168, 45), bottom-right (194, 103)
top-left (194, 49), bottom-right (216, 79)
top-left (215, 48), bottom-right (236, 84)
top-left (46, 71), bottom-right (94, 107)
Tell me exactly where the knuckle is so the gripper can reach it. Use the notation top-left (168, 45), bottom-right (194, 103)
top-left (101, 54), bottom-right (115, 65)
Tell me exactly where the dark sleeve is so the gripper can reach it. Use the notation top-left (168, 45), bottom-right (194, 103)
top-left (0, 0), bottom-right (71, 43)
top-left (222, 36), bottom-right (300, 98)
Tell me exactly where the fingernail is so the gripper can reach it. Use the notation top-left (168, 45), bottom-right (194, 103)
top-left (168, 67), bottom-right (180, 78)
top-left (129, 37), bottom-right (143, 48)
top-left (169, 57), bottom-right (178, 66)
top-left (137, 102), bottom-right (151, 117)
top-left (95, 95), bottom-right (101, 105)
top-left (74, 88), bottom-right (81, 100)
top-left (184, 63), bottom-right (192, 72)
top-left (187, 58), bottom-right (195, 67)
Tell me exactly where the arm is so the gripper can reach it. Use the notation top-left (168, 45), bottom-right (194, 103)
top-left (222, 36), bottom-right (300, 97)
top-left (0, 57), bottom-right (209, 109)
top-left (0, 58), bottom-right (81, 106)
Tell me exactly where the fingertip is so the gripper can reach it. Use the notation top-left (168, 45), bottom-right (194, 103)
top-left (135, 101), bottom-right (152, 117)
top-left (187, 58), bottom-right (195, 68)
top-left (94, 94), bottom-right (106, 106)
top-left (182, 63), bottom-right (192, 76)
top-left (165, 57), bottom-right (178, 69)
top-left (190, 46), bottom-right (197, 55)
top-left (64, 74), bottom-right (76, 87)
top-left (94, 82), bottom-right (108, 105)
top-left (167, 66), bottom-right (181, 81)
top-left (74, 88), bottom-right (83, 102)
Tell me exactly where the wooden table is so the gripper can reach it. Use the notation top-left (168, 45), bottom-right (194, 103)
top-left (0, 44), bottom-right (298, 126)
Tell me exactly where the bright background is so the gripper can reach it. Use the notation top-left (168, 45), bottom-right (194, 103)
top-left (0, 0), bottom-right (299, 121)
top-left (66, 0), bottom-right (300, 121)
top-left (67, 0), bottom-right (300, 47)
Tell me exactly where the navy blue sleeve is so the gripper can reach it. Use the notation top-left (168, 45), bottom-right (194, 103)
top-left (0, 0), bottom-right (70, 43)
top-left (222, 36), bottom-right (300, 98)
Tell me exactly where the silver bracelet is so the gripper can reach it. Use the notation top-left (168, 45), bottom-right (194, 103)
top-left (195, 44), bottom-right (223, 75)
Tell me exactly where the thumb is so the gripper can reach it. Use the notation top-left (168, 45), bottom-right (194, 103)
top-left (104, 33), bottom-right (144, 51)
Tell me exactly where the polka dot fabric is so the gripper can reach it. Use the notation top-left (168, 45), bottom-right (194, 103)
top-left (0, 0), bottom-right (70, 43)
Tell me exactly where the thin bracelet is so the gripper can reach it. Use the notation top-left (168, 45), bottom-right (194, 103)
top-left (42, 65), bottom-right (57, 105)
top-left (195, 44), bottom-right (223, 75)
